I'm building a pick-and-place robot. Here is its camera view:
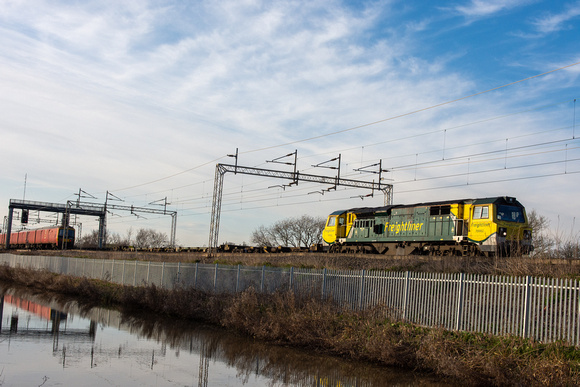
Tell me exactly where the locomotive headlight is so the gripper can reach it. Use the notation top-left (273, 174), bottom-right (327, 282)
top-left (498, 227), bottom-right (507, 237)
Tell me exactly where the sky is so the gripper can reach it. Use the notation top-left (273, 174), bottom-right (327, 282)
top-left (1, 0), bottom-right (579, 247)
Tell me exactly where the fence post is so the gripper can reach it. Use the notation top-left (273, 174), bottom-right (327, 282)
top-left (455, 272), bottom-right (465, 331)
top-left (236, 264), bottom-right (240, 292)
top-left (359, 269), bottom-right (366, 310)
top-left (122, 260), bottom-right (125, 285)
top-left (576, 279), bottom-right (580, 347)
top-left (133, 261), bottom-right (137, 286)
top-left (194, 262), bottom-right (198, 289)
top-left (111, 259), bottom-right (115, 281)
top-left (146, 261), bottom-right (151, 284)
top-left (177, 262), bottom-right (181, 287)
top-left (161, 262), bottom-right (165, 288)
top-left (289, 266), bottom-right (294, 291)
top-left (402, 271), bottom-right (410, 321)
top-left (523, 275), bottom-right (532, 338)
top-left (261, 266), bottom-right (265, 293)
top-left (213, 263), bottom-right (218, 292)
top-left (322, 268), bottom-right (327, 300)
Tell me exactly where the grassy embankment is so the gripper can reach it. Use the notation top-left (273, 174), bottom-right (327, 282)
top-left (19, 249), bottom-right (580, 279)
top-left (1, 263), bottom-right (579, 386)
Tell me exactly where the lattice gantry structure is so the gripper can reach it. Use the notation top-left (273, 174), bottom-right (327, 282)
top-left (4, 199), bottom-right (177, 249)
top-left (4, 199), bottom-right (107, 248)
top-left (208, 159), bottom-right (393, 256)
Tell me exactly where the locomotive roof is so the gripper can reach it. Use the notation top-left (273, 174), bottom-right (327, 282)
top-left (339, 196), bottom-right (522, 216)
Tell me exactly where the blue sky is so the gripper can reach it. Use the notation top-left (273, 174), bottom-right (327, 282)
top-left (1, 0), bottom-right (579, 246)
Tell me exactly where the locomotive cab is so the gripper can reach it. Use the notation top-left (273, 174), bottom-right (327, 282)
top-left (322, 210), bottom-right (355, 245)
top-left (466, 197), bottom-right (532, 255)
top-left (58, 227), bottom-right (76, 248)
top-left (494, 198), bottom-right (532, 255)
top-left (322, 211), bottom-right (345, 245)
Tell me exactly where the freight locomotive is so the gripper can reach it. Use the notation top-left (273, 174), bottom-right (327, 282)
top-left (322, 196), bottom-right (532, 256)
top-left (0, 226), bottom-right (75, 249)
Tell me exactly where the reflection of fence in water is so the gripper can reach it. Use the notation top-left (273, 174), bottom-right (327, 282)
top-left (2, 253), bottom-right (580, 346)
top-left (3, 286), bottom-right (405, 387)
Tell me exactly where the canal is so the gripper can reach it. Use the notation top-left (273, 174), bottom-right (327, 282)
top-left (0, 284), bottom-right (448, 386)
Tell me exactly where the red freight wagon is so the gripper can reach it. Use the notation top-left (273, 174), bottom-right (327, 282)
top-left (0, 226), bottom-right (75, 249)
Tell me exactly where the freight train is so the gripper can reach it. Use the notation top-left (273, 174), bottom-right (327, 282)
top-left (0, 226), bottom-right (75, 249)
top-left (322, 196), bottom-right (532, 256)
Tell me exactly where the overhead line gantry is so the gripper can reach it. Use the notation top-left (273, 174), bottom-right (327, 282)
top-left (208, 149), bottom-right (393, 256)
top-left (4, 197), bottom-right (177, 250)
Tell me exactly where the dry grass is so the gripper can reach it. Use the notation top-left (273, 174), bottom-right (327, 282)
top-left (13, 249), bottom-right (580, 279)
top-left (1, 263), bottom-right (579, 386)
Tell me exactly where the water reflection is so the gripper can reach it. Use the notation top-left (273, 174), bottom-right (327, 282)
top-left (0, 284), bottom-right (447, 386)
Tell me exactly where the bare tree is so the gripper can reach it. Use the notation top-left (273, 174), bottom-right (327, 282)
top-left (134, 228), bottom-right (168, 249)
top-left (77, 229), bottom-right (100, 248)
top-left (251, 215), bottom-right (325, 248)
top-left (77, 230), bottom-right (125, 249)
top-left (124, 227), bottom-right (134, 246)
top-left (527, 209), bottom-right (552, 256)
top-left (250, 225), bottom-right (273, 247)
top-left (107, 232), bottom-right (123, 247)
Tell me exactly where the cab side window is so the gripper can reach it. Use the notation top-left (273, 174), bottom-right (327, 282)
top-left (473, 206), bottom-right (489, 219)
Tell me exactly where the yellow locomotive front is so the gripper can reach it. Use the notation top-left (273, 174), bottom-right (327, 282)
top-left (465, 197), bottom-right (532, 256)
top-left (322, 210), bottom-right (355, 246)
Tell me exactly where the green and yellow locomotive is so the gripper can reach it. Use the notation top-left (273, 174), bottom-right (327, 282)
top-left (322, 196), bottom-right (532, 256)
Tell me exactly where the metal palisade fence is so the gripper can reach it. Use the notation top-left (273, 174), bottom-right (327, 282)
top-left (1, 253), bottom-right (579, 346)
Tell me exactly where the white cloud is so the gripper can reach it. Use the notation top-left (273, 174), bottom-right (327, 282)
top-left (531, 2), bottom-right (580, 34)
top-left (0, 0), bottom-right (578, 245)
top-left (454, 0), bottom-right (531, 17)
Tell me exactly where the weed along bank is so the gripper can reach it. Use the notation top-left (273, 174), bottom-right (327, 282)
top-left (2, 252), bottom-right (580, 345)
top-left (2, 283), bottom-right (445, 386)
top-left (2, 253), bottom-right (580, 385)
